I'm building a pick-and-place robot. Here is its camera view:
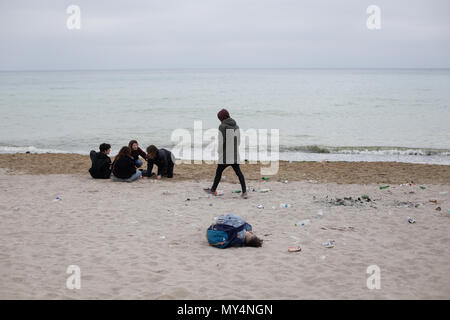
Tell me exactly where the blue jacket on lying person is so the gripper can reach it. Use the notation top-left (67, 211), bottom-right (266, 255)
top-left (206, 213), bottom-right (263, 248)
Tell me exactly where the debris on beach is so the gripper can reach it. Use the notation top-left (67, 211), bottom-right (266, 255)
top-left (419, 186), bottom-right (426, 190)
top-left (232, 190), bottom-right (242, 194)
top-left (295, 219), bottom-right (310, 227)
top-left (247, 186), bottom-right (257, 192)
top-left (407, 217), bottom-right (416, 224)
top-left (284, 180), bottom-right (289, 184)
top-left (379, 185), bottom-right (390, 190)
top-left (261, 177), bottom-right (270, 181)
top-left (316, 209), bottom-right (324, 216)
top-left (322, 240), bottom-right (335, 248)
top-left (395, 201), bottom-right (420, 208)
top-left (259, 188), bottom-right (271, 193)
top-left (257, 204), bottom-right (264, 209)
top-left (53, 197), bottom-right (62, 202)
top-left (324, 196), bottom-right (374, 207)
top-left (439, 191), bottom-right (448, 195)
top-left (435, 207), bottom-right (441, 211)
top-left (448, 209), bottom-right (450, 214)
top-left (429, 199), bottom-right (438, 204)
top-left (288, 246), bottom-right (302, 252)
top-left (321, 226), bottom-right (355, 232)
top-left (279, 203), bottom-right (291, 208)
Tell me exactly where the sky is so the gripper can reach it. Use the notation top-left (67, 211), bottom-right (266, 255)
top-left (0, 0), bottom-right (449, 70)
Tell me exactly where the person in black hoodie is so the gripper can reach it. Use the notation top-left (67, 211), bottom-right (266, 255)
top-left (112, 146), bottom-right (142, 182)
top-left (146, 145), bottom-right (175, 179)
top-left (204, 109), bottom-right (248, 198)
top-left (89, 143), bottom-right (112, 179)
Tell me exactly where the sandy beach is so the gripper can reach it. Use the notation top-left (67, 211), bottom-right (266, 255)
top-left (0, 154), bottom-right (449, 299)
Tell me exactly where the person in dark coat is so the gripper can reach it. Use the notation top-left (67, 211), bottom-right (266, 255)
top-left (204, 109), bottom-right (248, 198)
top-left (112, 146), bottom-right (142, 182)
top-left (89, 143), bottom-right (112, 179)
top-left (146, 145), bottom-right (175, 179)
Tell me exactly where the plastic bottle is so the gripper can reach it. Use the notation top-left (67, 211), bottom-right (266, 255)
top-left (280, 203), bottom-right (291, 208)
top-left (259, 188), bottom-right (271, 193)
top-left (379, 185), bottom-right (389, 190)
top-left (261, 177), bottom-right (270, 181)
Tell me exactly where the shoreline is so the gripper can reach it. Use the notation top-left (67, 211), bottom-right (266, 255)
top-left (1, 153), bottom-right (450, 185)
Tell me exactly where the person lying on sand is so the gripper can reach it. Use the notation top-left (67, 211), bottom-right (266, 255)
top-left (146, 145), bottom-right (175, 179)
top-left (128, 140), bottom-right (148, 168)
top-left (207, 213), bottom-right (263, 248)
top-left (89, 143), bottom-right (112, 179)
top-left (204, 109), bottom-right (248, 199)
top-left (112, 146), bottom-right (142, 182)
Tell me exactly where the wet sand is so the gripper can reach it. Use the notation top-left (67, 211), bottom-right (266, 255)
top-left (1, 153), bottom-right (450, 185)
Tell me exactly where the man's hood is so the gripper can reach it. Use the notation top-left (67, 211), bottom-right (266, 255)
top-left (221, 117), bottom-right (237, 128)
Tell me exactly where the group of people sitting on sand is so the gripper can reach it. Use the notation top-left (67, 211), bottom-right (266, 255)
top-left (88, 108), bottom-right (263, 248)
top-left (89, 140), bottom-right (174, 182)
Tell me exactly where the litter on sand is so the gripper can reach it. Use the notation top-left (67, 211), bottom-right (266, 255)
top-left (288, 246), bottom-right (302, 252)
top-left (429, 199), bottom-right (438, 204)
top-left (295, 219), bottom-right (310, 227)
top-left (322, 240), bottom-right (335, 248)
top-left (379, 185), bottom-right (390, 190)
top-left (257, 204), bottom-right (264, 209)
top-left (261, 177), bottom-right (270, 181)
top-left (259, 188), bottom-right (271, 193)
top-left (419, 186), bottom-right (426, 189)
top-left (408, 217), bottom-right (416, 224)
top-left (53, 197), bottom-right (62, 202)
top-left (279, 203), bottom-right (291, 208)
top-left (435, 207), bottom-right (441, 211)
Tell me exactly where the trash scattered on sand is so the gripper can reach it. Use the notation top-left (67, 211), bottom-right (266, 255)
top-left (261, 177), bottom-right (270, 181)
top-left (162, 190), bottom-right (174, 195)
top-left (322, 240), bottom-right (335, 248)
top-left (361, 195), bottom-right (371, 201)
top-left (448, 209), bottom-right (450, 214)
top-left (316, 209), bottom-right (324, 216)
top-left (439, 191), bottom-right (448, 195)
top-left (379, 185), bottom-right (390, 190)
top-left (295, 219), bottom-right (310, 227)
top-left (408, 217), bottom-right (416, 224)
top-left (259, 188), bottom-right (271, 193)
top-left (326, 196), bottom-right (374, 207)
top-left (279, 203), bottom-right (291, 208)
top-left (247, 186), bottom-right (257, 192)
top-left (160, 236), bottom-right (166, 239)
top-left (232, 190), bottom-right (242, 194)
top-left (257, 204), bottom-right (264, 209)
top-left (214, 190), bottom-right (224, 196)
top-left (436, 207), bottom-right (441, 211)
top-left (284, 180), bottom-right (289, 184)
top-left (53, 197), bottom-right (61, 202)
top-left (419, 186), bottom-right (426, 190)
top-left (429, 199), bottom-right (438, 204)
top-left (395, 201), bottom-right (420, 208)
top-left (288, 246), bottom-right (302, 252)
top-left (321, 226), bottom-right (355, 232)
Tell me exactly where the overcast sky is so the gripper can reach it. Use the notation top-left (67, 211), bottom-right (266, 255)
top-left (0, 0), bottom-right (449, 70)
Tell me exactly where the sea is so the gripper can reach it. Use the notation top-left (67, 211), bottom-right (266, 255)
top-left (0, 68), bottom-right (449, 164)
